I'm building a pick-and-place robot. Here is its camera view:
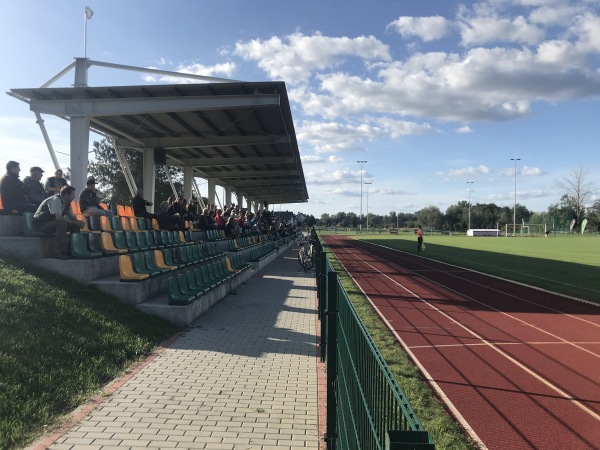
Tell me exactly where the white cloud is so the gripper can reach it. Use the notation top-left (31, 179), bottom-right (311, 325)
top-left (448, 165), bottom-right (493, 177)
top-left (234, 32), bottom-right (391, 83)
top-left (456, 125), bottom-right (473, 133)
top-left (328, 155), bottom-right (343, 163)
top-left (305, 168), bottom-right (371, 185)
top-left (301, 154), bottom-right (323, 163)
top-left (458, 15), bottom-right (545, 47)
top-left (521, 165), bottom-right (545, 176)
top-left (143, 62), bottom-right (236, 84)
top-left (296, 120), bottom-right (384, 153)
top-left (387, 16), bottom-right (449, 42)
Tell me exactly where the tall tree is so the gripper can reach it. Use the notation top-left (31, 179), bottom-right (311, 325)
top-left (555, 167), bottom-right (597, 226)
top-left (88, 139), bottom-right (185, 206)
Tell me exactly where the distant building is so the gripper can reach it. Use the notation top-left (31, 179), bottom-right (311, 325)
top-left (272, 210), bottom-right (295, 223)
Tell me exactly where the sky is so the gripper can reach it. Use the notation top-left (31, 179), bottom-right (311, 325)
top-left (1, 0), bottom-right (599, 218)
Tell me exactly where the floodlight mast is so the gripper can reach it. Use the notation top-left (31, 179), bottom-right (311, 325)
top-left (84, 7), bottom-right (93, 59)
top-left (357, 160), bottom-right (367, 231)
top-left (365, 182), bottom-right (372, 231)
top-left (511, 157), bottom-right (521, 236)
top-left (467, 181), bottom-right (474, 231)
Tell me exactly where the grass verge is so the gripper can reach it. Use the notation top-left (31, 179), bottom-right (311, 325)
top-left (0, 257), bottom-right (180, 450)
top-left (321, 242), bottom-right (479, 450)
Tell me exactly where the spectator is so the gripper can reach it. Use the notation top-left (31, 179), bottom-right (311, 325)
top-left (22, 166), bottom-right (46, 207)
top-left (168, 197), bottom-right (186, 230)
top-left (79, 177), bottom-right (114, 217)
top-left (214, 209), bottom-right (225, 230)
top-left (131, 188), bottom-right (156, 220)
top-left (33, 186), bottom-right (85, 259)
top-left (224, 215), bottom-right (239, 239)
top-left (0, 160), bottom-right (37, 213)
top-left (44, 168), bottom-right (68, 198)
top-left (156, 201), bottom-right (181, 231)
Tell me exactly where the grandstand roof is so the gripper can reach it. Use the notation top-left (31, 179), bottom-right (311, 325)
top-left (11, 81), bottom-right (308, 204)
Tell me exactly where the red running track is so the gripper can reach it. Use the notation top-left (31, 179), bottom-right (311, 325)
top-left (323, 235), bottom-right (600, 450)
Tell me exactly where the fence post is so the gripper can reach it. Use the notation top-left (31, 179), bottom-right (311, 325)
top-left (318, 251), bottom-right (327, 362)
top-left (324, 271), bottom-right (338, 450)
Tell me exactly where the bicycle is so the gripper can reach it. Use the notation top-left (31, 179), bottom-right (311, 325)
top-left (298, 235), bottom-right (316, 271)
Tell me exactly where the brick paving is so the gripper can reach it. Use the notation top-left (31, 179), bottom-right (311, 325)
top-left (46, 248), bottom-right (320, 450)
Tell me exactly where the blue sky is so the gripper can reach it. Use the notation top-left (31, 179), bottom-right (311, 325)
top-left (1, 0), bottom-right (599, 218)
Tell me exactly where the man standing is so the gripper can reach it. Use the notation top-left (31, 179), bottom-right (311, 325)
top-left (44, 168), bottom-right (68, 198)
top-left (33, 186), bottom-right (85, 259)
top-left (417, 225), bottom-right (424, 252)
top-left (79, 177), bottom-right (113, 217)
top-left (131, 188), bottom-right (156, 220)
top-left (0, 160), bottom-right (37, 213)
top-left (23, 166), bottom-right (46, 207)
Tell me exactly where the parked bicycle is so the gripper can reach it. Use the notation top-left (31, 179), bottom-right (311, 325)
top-left (298, 229), bottom-right (317, 271)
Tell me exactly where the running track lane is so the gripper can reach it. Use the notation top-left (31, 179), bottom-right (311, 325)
top-left (323, 235), bottom-right (600, 450)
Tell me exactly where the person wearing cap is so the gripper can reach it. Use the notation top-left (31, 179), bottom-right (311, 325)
top-left (33, 186), bottom-right (85, 259)
top-left (79, 177), bottom-right (114, 217)
top-left (23, 166), bottom-right (46, 207)
top-left (44, 168), bottom-right (68, 198)
top-left (0, 160), bottom-right (37, 213)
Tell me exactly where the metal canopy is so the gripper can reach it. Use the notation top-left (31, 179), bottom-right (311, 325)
top-left (11, 81), bottom-right (308, 205)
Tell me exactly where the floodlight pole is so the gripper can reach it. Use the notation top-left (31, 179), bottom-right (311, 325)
top-left (365, 182), bottom-right (372, 231)
top-left (467, 181), bottom-right (474, 231)
top-left (511, 157), bottom-right (521, 236)
top-left (357, 160), bottom-right (367, 231)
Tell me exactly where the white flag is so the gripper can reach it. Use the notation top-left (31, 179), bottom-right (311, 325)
top-left (84, 6), bottom-right (94, 19)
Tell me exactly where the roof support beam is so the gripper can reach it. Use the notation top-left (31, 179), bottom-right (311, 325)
top-left (29, 94), bottom-right (281, 117)
top-left (114, 134), bottom-right (290, 150)
top-left (167, 156), bottom-right (295, 167)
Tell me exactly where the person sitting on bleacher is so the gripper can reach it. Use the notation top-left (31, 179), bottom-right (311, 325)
top-left (0, 160), bottom-right (37, 213)
top-left (157, 201), bottom-right (181, 231)
top-left (168, 197), bottom-right (187, 230)
top-left (225, 214), bottom-right (239, 239)
top-left (131, 188), bottom-right (156, 220)
top-left (44, 168), bottom-right (68, 198)
top-left (23, 166), bottom-right (46, 207)
top-left (214, 209), bottom-right (225, 230)
top-left (33, 186), bottom-right (85, 259)
top-left (79, 177), bottom-right (114, 217)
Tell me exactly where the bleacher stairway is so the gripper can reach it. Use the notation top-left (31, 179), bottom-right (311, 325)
top-left (0, 215), bottom-right (298, 326)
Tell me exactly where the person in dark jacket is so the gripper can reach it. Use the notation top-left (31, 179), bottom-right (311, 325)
top-left (79, 177), bottom-right (114, 217)
top-left (156, 201), bottom-right (180, 231)
top-left (44, 168), bottom-right (68, 198)
top-left (0, 160), bottom-right (37, 212)
top-left (131, 188), bottom-right (156, 220)
top-left (22, 166), bottom-right (46, 207)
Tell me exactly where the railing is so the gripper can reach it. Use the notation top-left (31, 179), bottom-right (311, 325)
top-left (315, 237), bottom-right (435, 450)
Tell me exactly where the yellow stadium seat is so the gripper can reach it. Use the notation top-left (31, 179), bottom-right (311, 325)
top-left (100, 232), bottom-right (128, 254)
top-left (154, 250), bottom-right (176, 270)
top-left (119, 255), bottom-right (150, 281)
top-left (225, 257), bottom-right (239, 273)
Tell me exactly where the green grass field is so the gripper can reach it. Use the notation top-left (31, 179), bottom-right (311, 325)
top-left (341, 233), bottom-right (600, 303)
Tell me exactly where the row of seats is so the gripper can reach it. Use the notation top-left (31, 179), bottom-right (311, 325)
top-left (228, 236), bottom-right (261, 252)
top-left (69, 201), bottom-right (110, 216)
top-left (168, 256), bottom-right (252, 305)
top-left (119, 243), bottom-right (226, 281)
top-left (248, 241), bottom-right (277, 262)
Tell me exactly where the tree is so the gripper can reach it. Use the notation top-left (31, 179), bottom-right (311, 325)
top-left (586, 199), bottom-right (600, 232)
top-left (416, 206), bottom-right (443, 229)
top-left (555, 167), bottom-right (597, 227)
top-left (88, 139), bottom-right (184, 207)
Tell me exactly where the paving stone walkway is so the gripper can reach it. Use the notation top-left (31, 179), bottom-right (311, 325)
top-left (47, 248), bottom-right (319, 450)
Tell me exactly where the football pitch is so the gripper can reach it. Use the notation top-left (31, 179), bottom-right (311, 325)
top-left (345, 233), bottom-right (600, 304)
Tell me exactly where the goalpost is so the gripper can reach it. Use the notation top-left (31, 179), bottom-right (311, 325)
top-left (504, 223), bottom-right (547, 237)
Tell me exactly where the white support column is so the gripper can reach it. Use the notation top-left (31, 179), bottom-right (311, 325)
top-left (225, 186), bottom-right (232, 207)
top-left (183, 167), bottom-right (193, 200)
top-left (246, 196), bottom-right (252, 212)
top-left (143, 150), bottom-right (156, 212)
top-left (208, 179), bottom-right (216, 205)
top-left (71, 58), bottom-right (90, 195)
top-left (70, 116), bottom-right (90, 196)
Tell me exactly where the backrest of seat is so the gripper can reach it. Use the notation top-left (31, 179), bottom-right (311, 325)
top-left (116, 204), bottom-right (126, 217)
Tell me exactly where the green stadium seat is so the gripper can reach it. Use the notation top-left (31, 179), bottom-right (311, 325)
top-left (70, 232), bottom-right (102, 259)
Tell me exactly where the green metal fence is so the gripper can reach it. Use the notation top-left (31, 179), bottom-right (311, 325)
top-left (315, 241), bottom-right (435, 450)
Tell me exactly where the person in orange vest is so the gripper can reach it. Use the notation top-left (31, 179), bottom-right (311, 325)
top-left (417, 224), bottom-right (424, 252)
